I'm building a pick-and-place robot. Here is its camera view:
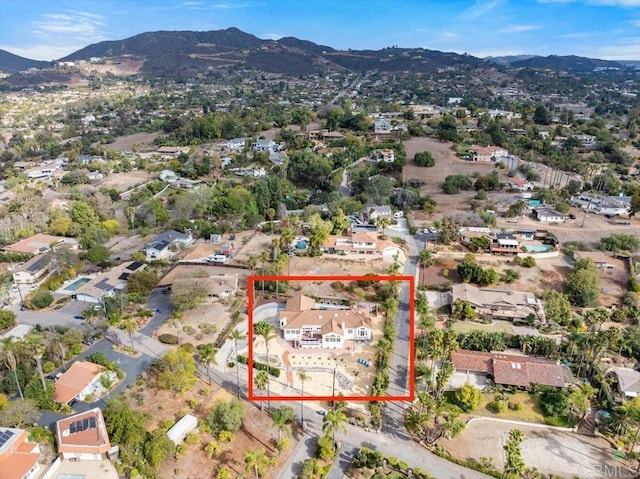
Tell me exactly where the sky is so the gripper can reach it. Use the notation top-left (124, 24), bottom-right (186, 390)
top-left (0, 0), bottom-right (639, 62)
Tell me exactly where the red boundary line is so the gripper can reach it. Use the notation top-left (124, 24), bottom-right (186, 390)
top-left (247, 274), bottom-right (415, 402)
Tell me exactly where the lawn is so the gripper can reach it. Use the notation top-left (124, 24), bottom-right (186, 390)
top-left (452, 321), bottom-right (514, 334)
top-left (474, 391), bottom-right (546, 423)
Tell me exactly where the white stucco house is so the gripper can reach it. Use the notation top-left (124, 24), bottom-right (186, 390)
top-left (278, 295), bottom-right (372, 349)
top-left (144, 230), bottom-right (193, 260)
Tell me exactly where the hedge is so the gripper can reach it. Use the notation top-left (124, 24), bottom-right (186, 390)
top-left (158, 334), bottom-right (179, 345)
top-left (237, 355), bottom-right (280, 378)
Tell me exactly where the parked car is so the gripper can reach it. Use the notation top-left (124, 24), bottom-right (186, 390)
top-left (569, 213), bottom-right (576, 219)
top-left (73, 314), bottom-right (85, 320)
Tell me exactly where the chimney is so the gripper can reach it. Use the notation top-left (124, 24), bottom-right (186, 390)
top-left (342, 321), bottom-right (346, 331)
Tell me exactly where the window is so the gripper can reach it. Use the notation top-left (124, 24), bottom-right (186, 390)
top-left (357, 328), bottom-right (368, 337)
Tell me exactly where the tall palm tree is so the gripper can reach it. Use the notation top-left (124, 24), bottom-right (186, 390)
top-left (254, 321), bottom-right (276, 399)
top-left (377, 216), bottom-right (391, 238)
top-left (244, 448), bottom-right (272, 479)
top-left (279, 227), bottom-right (294, 251)
top-left (255, 370), bottom-right (269, 411)
top-left (247, 255), bottom-right (258, 276)
top-left (298, 370), bottom-right (309, 427)
top-left (322, 408), bottom-right (348, 446)
top-left (4, 350), bottom-right (23, 400)
top-left (230, 329), bottom-right (246, 398)
top-left (419, 249), bottom-right (435, 268)
top-left (120, 319), bottom-right (137, 349)
top-left (271, 406), bottom-right (293, 443)
top-left (33, 353), bottom-right (46, 391)
top-left (199, 343), bottom-right (218, 385)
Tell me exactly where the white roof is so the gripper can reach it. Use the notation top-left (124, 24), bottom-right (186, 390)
top-left (498, 239), bottom-right (519, 246)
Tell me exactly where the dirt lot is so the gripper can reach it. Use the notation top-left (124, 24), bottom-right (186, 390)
top-left (403, 137), bottom-right (502, 222)
top-left (440, 419), bottom-right (633, 478)
top-left (103, 132), bottom-right (161, 152)
top-left (124, 380), bottom-right (296, 479)
top-left (96, 170), bottom-right (153, 191)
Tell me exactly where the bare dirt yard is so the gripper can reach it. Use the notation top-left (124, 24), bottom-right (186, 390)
top-left (124, 380), bottom-right (297, 479)
top-left (103, 132), bottom-right (161, 152)
top-left (403, 137), bottom-right (505, 222)
top-left (96, 170), bottom-right (153, 191)
top-left (439, 418), bottom-right (633, 479)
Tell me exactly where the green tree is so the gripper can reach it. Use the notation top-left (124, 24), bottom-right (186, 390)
top-left (0, 398), bottom-right (40, 427)
top-left (155, 348), bottom-right (197, 394)
top-left (419, 249), bottom-right (435, 268)
top-left (199, 343), bottom-right (218, 386)
top-left (254, 370), bottom-right (269, 411)
top-left (503, 429), bottom-right (526, 479)
top-left (271, 406), bottom-right (294, 442)
top-left (85, 244), bottom-right (111, 266)
top-left (565, 258), bottom-right (600, 307)
top-left (600, 234), bottom-right (640, 254)
top-left (144, 429), bottom-right (174, 468)
top-left (126, 270), bottom-right (159, 298)
top-left (415, 151), bottom-right (435, 167)
top-left (230, 329), bottom-right (246, 398)
top-left (543, 290), bottom-right (573, 326)
top-left (298, 370), bottom-right (309, 427)
top-left (533, 105), bottom-right (552, 125)
top-left (452, 384), bottom-right (482, 413)
top-left (442, 175), bottom-right (471, 194)
top-left (322, 408), bottom-right (348, 445)
top-left (254, 321), bottom-right (276, 398)
top-left (244, 448), bottom-right (274, 479)
top-left (207, 399), bottom-right (246, 434)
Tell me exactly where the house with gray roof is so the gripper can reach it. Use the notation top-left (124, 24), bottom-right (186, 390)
top-left (144, 230), bottom-right (193, 260)
top-left (13, 254), bottom-right (55, 284)
top-left (608, 367), bottom-right (640, 399)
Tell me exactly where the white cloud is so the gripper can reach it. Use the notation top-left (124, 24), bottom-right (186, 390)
top-left (464, 48), bottom-right (531, 57)
top-left (586, 39), bottom-right (640, 60)
top-left (587, 0), bottom-right (640, 7)
top-left (632, 18), bottom-right (640, 27)
top-left (3, 11), bottom-right (109, 60)
top-left (440, 31), bottom-right (461, 39)
top-left (499, 24), bottom-right (538, 33)
top-left (559, 31), bottom-right (594, 38)
top-left (456, 0), bottom-right (504, 21)
top-left (263, 32), bottom-right (284, 40)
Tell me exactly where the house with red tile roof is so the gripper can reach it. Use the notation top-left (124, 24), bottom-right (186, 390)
top-left (54, 361), bottom-right (105, 404)
top-left (0, 233), bottom-right (78, 255)
top-left (0, 427), bottom-right (41, 479)
top-left (278, 295), bottom-right (372, 349)
top-left (55, 408), bottom-right (111, 461)
top-left (452, 350), bottom-right (570, 389)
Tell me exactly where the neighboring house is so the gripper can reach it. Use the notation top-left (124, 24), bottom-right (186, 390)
top-left (322, 227), bottom-right (399, 257)
top-left (608, 368), bottom-right (640, 398)
top-left (570, 194), bottom-right (630, 216)
top-left (54, 361), bottom-right (105, 404)
top-left (12, 254), bottom-right (55, 284)
top-left (490, 233), bottom-right (520, 256)
top-left (0, 427), bottom-right (41, 479)
top-left (159, 170), bottom-right (178, 182)
top-left (362, 205), bottom-right (393, 222)
top-left (226, 138), bottom-right (247, 151)
top-left (269, 151), bottom-right (287, 166)
top-left (470, 146), bottom-right (509, 162)
top-left (156, 146), bottom-right (184, 157)
top-left (220, 157), bottom-right (232, 168)
top-left (144, 230), bottom-right (193, 260)
top-left (252, 139), bottom-right (282, 153)
top-left (55, 408), bottom-right (112, 461)
top-left (532, 207), bottom-right (566, 223)
top-left (509, 177), bottom-right (534, 191)
top-left (452, 350), bottom-right (570, 388)
top-left (278, 295), bottom-right (372, 349)
top-left (369, 149), bottom-right (395, 163)
top-left (452, 283), bottom-right (544, 322)
top-left (167, 414), bottom-right (198, 445)
top-left (230, 167), bottom-right (267, 178)
top-left (0, 233), bottom-right (77, 255)
top-left (73, 261), bottom-right (145, 303)
top-left (574, 251), bottom-right (616, 270)
top-left (374, 118), bottom-right (392, 135)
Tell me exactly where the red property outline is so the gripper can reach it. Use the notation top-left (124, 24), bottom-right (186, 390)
top-left (247, 274), bottom-right (415, 402)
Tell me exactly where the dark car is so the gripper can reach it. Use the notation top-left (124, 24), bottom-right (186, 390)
top-left (73, 314), bottom-right (85, 320)
top-left (569, 214), bottom-right (576, 219)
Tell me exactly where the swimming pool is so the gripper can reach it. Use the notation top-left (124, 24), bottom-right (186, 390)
top-left (295, 240), bottom-right (308, 249)
top-left (524, 244), bottom-right (552, 252)
top-left (64, 277), bottom-right (90, 291)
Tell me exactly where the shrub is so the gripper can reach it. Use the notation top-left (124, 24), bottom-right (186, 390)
top-left (508, 401), bottom-right (524, 411)
top-left (489, 398), bottom-right (507, 413)
top-left (179, 343), bottom-right (195, 353)
top-left (158, 334), bottom-right (179, 345)
top-left (236, 355), bottom-right (281, 377)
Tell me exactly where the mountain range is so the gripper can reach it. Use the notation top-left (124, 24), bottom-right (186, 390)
top-left (0, 27), bottom-right (628, 83)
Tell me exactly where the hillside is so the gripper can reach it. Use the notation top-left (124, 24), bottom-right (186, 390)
top-left (511, 55), bottom-right (624, 72)
top-left (0, 50), bottom-right (51, 74)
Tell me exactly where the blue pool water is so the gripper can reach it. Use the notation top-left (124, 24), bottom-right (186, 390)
top-left (295, 240), bottom-right (308, 249)
top-left (65, 277), bottom-right (90, 291)
top-left (525, 244), bottom-right (552, 252)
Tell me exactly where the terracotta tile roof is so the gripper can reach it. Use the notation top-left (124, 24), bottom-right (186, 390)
top-left (0, 233), bottom-right (76, 254)
top-left (0, 428), bottom-right (40, 479)
top-left (452, 350), bottom-right (567, 388)
top-left (55, 408), bottom-right (111, 455)
top-left (285, 295), bottom-right (316, 312)
top-left (54, 361), bottom-right (104, 404)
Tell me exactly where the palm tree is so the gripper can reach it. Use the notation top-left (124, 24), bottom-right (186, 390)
top-left (230, 329), bottom-right (246, 398)
top-left (271, 406), bottom-right (293, 443)
top-left (298, 370), bottom-right (309, 427)
top-left (33, 352), bottom-right (46, 391)
top-left (376, 216), bottom-right (391, 238)
top-left (244, 448), bottom-right (273, 479)
top-left (199, 343), bottom-right (218, 385)
top-left (322, 408), bottom-right (348, 446)
top-left (247, 255), bottom-right (258, 276)
top-left (4, 350), bottom-right (23, 400)
top-left (419, 249), bottom-right (435, 268)
top-left (120, 319), bottom-right (137, 349)
top-left (279, 227), bottom-right (294, 251)
top-left (254, 321), bottom-right (276, 399)
top-left (503, 429), bottom-right (526, 479)
top-left (255, 370), bottom-right (269, 411)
